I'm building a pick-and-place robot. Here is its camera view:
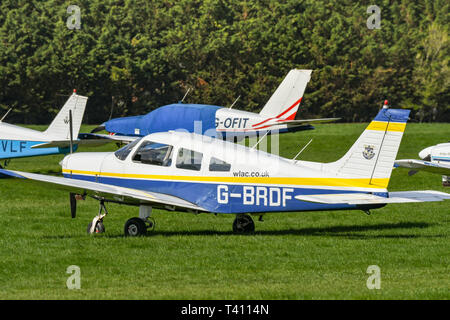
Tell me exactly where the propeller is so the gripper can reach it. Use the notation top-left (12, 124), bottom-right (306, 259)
top-left (69, 193), bottom-right (77, 218)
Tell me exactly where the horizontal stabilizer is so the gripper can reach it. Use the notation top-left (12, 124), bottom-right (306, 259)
top-left (295, 190), bottom-right (450, 205)
top-left (78, 133), bottom-right (138, 144)
top-left (395, 159), bottom-right (450, 175)
top-left (273, 117), bottom-right (340, 127)
top-left (31, 140), bottom-right (81, 149)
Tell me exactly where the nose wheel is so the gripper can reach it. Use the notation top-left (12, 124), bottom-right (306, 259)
top-left (87, 219), bottom-right (105, 234)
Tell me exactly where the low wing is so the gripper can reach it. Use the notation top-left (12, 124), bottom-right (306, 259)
top-left (295, 191), bottom-right (450, 205)
top-left (0, 169), bottom-right (206, 212)
top-left (395, 159), bottom-right (450, 176)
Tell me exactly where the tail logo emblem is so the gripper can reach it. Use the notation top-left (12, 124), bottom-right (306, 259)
top-left (363, 145), bottom-right (375, 160)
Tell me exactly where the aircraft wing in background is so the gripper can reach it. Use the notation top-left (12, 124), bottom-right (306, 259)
top-left (395, 159), bottom-right (450, 176)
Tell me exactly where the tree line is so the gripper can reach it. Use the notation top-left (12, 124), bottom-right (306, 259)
top-left (0, 0), bottom-right (448, 125)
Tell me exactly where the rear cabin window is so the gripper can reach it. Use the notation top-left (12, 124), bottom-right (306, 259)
top-left (114, 138), bottom-right (142, 161)
top-left (132, 141), bottom-right (173, 167)
top-left (176, 148), bottom-right (203, 171)
top-left (209, 157), bottom-right (231, 172)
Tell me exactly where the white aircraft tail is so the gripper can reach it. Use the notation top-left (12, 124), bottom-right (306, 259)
top-left (259, 69), bottom-right (312, 120)
top-left (324, 104), bottom-right (411, 189)
top-left (44, 92), bottom-right (88, 140)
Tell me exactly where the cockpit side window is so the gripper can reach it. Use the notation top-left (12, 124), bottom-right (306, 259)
top-left (132, 141), bottom-right (173, 166)
top-left (176, 148), bottom-right (203, 171)
top-left (209, 157), bottom-right (231, 172)
top-left (114, 138), bottom-right (142, 161)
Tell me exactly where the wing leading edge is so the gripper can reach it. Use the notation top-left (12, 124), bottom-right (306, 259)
top-left (0, 169), bottom-right (206, 212)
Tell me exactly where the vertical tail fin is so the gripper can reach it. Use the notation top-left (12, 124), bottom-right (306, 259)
top-left (259, 69), bottom-right (312, 120)
top-left (44, 92), bottom-right (88, 139)
top-left (326, 104), bottom-right (410, 189)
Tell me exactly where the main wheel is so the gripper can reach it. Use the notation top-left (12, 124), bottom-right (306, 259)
top-left (87, 220), bottom-right (105, 234)
top-left (232, 214), bottom-right (255, 234)
top-left (124, 217), bottom-right (147, 237)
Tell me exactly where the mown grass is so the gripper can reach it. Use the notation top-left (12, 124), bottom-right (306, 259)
top-left (0, 123), bottom-right (448, 299)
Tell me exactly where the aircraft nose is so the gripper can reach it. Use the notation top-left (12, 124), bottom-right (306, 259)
top-left (59, 154), bottom-right (71, 168)
top-left (419, 147), bottom-right (432, 161)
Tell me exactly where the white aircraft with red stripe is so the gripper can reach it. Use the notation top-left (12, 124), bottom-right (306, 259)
top-left (214, 69), bottom-right (335, 137)
top-left (86, 69), bottom-right (339, 143)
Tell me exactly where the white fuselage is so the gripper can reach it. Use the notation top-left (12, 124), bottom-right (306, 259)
top-left (419, 143), bottom-right (450, 164)
top-left (60, 131), bottom-right (388, 214)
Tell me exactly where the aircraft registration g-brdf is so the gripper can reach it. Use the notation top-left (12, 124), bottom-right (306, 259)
top-left (1, 102), bottom-right (449, 236)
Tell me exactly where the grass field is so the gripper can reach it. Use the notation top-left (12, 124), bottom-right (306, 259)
top-left (0, 123), bottom-right (449, 300)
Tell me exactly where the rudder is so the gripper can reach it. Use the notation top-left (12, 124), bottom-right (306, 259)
top-left (326, 103), bottom-right (410, 189)
top-left (259, 69), bottom-right (312, 119)
top-left (44, 92), bottom-right (88, 140)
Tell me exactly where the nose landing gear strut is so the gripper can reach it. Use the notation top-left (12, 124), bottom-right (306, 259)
top-left (87, 200), bottom-right (108, 234)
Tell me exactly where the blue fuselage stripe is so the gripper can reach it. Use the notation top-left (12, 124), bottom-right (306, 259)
top-left (432, 157), bottom-right (450, 163)
top-left (63, 173), bottom-right (386, 214)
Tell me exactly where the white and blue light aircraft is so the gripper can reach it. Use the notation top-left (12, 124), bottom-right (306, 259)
top-left (0, 104), bottom-right (449, 236)
top-left (0, 91), bottom-right (88, 165)
top-left (395, 142), bottom-right (450, 186)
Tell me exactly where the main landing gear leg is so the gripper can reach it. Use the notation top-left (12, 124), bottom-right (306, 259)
top-left (124, 205), bottom-right (155, 237)
top-left (87, 200), bottom-right (108, 234)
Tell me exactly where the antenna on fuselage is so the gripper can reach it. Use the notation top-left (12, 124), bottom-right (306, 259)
top-left (251, 130), bottom-right (270, 150)
top-left (69, 109), bottom-right (74, 154)
top-left (180, 88), bottom-right (192, 103)
top-left (292, 138), bottom-right (313, 163)
top-left (0, 108), bottom-right (13, 122)
top-left (228, 95), bottom-right (240, 109)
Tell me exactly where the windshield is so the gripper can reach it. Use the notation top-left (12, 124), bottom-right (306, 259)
top-left (114, 138), bottom-right (142, 161)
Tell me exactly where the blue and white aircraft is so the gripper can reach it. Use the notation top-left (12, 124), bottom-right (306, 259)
top-left (395, 142), bottom-right (450, 186)
top-left (0, 104), bottom-right (449, 236)
top-left (0, 91), bottom-right (88, 165)
top-left (87, 69), bottom-right (339, 143)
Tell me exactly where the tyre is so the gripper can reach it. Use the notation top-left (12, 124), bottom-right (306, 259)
top-left (124, 217), bottom-right (147, 237)
top-left (87, 220), bottom-right (105, 234)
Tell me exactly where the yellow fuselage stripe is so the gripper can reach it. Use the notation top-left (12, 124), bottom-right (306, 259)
top-left (62, 169), bottom-right (389, 189)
